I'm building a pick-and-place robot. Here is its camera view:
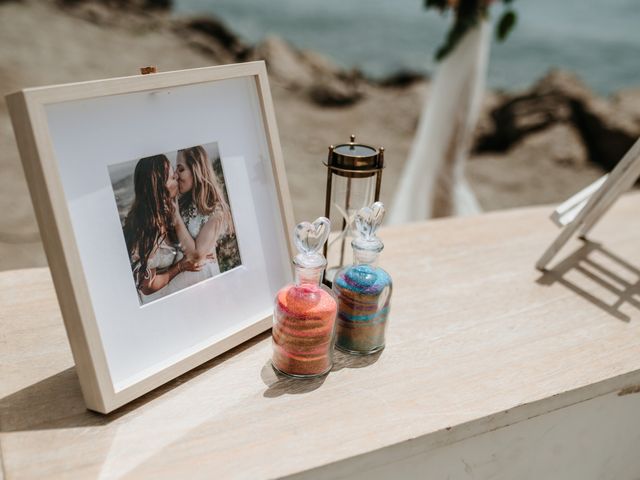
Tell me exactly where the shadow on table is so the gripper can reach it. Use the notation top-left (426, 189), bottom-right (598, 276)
top-left (261, 362), bottom-right (327, 398)
top-left (536, 239), bottom-right (640, 322)
top-left (331, 348), bottom-right (382, 372)
top-left (261, 348), bottom-right (382, 398)
top-left (0, 330), bottom-right (271, 432)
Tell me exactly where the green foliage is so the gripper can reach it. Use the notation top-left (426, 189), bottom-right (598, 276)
top-left (425, 0), bottom-right (449, 9)
top-left (425, 0), bottom-right (518, 61)
top-left (210, 155), bottom-right (242, 273)
top-left (216, 232), bottom-right (242, 273)
top-left (496, 9), bottom-right (517, 42)
top-left (435, 12), bottom-right (482, 61)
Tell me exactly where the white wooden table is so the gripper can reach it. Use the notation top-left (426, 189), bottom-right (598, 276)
top-left (2, 194), bottom-right (640, 479)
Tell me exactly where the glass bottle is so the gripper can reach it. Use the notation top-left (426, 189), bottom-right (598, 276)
top-left (272, 217), bottom-right (338, 377)
top-left (333, 202), bottom-right (392, 355)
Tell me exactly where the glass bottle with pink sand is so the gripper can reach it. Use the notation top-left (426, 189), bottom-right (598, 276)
top-left (272, 217), bottom-right (338, 378)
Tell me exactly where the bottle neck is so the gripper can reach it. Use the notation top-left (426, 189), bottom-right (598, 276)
top-left (353, 248), bottom-right (379, 268)
top-left (295, 265), bottom-right (324, 286)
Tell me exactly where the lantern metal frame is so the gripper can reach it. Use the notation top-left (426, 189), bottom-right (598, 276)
top-left (322, 135), bottom-right (384, 287)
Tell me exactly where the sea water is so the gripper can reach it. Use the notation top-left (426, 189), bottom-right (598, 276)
top-left (174, 0), bottom-right (639, 95)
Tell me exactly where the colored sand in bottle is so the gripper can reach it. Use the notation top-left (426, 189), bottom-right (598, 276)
top-left (271, 216), bottom-right (337, 378)
top-left (272, 284), bottom-right (337, 376)
top-left (333, 201), bottom-right (392, 354)
top-left (334, 264), bottom-right (391, 354)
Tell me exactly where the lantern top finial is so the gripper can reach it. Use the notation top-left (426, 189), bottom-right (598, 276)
top-left (325, 135), bottom-right (383, 174)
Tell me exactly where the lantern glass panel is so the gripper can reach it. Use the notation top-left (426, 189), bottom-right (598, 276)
top-left (325, 172), bottom-right (376, 284)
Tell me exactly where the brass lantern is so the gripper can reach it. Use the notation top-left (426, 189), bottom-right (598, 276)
top-left (323, 134), bottom-right (384, 287)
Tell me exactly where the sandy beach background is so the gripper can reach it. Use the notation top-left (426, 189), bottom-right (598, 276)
top-left (1, 0), bottom-right (639, 272)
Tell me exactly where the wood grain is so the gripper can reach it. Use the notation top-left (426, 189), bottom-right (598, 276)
top-left (2, 194), bottom-right (640, 478)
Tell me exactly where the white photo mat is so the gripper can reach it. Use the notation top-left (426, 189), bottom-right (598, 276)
top-left (7, 62), bottom-right (294, 412)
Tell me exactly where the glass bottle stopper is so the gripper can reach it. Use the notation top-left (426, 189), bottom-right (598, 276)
top-left (353, 202), bottom-right (385, 261)
top-left (294, 217), bottom-right (331, 269)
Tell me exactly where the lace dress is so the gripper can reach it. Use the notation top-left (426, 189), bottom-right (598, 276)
top-left (164, 203), bottom-right (223, 293)
top-left (137, 240), bottom-right (183, 304)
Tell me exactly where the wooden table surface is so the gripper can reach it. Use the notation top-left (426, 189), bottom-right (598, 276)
top-left (2, 194), bottom-right (640, 479)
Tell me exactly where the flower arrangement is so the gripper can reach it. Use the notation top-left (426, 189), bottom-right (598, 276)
top-left (425, 0), bottom-right (517, 60)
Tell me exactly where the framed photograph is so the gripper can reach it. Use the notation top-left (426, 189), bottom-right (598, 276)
top-left (6, 62), bottom-right (294, 413)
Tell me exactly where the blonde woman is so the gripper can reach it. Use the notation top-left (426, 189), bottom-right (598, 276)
top-left (170, 145), bottom-right (234, 290)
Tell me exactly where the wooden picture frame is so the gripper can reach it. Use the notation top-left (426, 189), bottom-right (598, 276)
top-left (6, 62), bottom-right (295, 413)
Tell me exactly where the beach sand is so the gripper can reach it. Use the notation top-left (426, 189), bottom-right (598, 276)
top-left (0, 1), bottom-right (609, 272)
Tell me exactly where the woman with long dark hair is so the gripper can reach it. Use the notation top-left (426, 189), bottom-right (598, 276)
top-left (123, 154), bottom-right (198, 302)
top-left (170, 145), bottom-right (235, 289)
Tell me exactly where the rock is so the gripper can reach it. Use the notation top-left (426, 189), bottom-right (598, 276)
top-left (512, 123), bottom-right (588, 168)
top-left (533, 69), bottom-right (593, 100)
top-left (252, 35), bottom-right (364, 107)
top-left (613, 87), bottom-right (640, 121)
top-left (56, 0), bottom-right (173, 30)
top-left (573, 94), bottom-right (640, 170)
top-left (474, 70), bottom-right (586, 152)
top-left (57, 2), bottom-right (120, 25)
top-left (297, 49), bottom-right (342, 78)
top-left (376, 70), bottom-right (427, 89)
top-left (468, 121), bottom-right (602, 212)
top-left (252, 36), bottom-right (315, 89)
top-left (474, 90), bottom-right (504, 146)
top-left (58, 0), bottom-right (171, 10)
top-left (59, 2), bottom-right (366, 107)
top-left (475, 69), bottom-right (640, 170)
top-left (145, 0), bottom-right (170, 8)
top-left (532, 72), bottom-right (639, 170)
top-left (181, 16), bottom-right (250, 60)
top-left (308, 77), bottom-right (363, 107)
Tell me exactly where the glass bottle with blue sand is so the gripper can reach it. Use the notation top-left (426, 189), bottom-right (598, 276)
top-left (333, 202), bottom-right (392, 355)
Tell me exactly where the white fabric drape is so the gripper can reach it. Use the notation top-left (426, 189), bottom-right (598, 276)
top-left (388, 20), bottom-right (491, 224)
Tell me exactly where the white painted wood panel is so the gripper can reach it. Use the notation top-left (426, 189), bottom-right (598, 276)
top-left (287, 389), bottom-right (640, 479)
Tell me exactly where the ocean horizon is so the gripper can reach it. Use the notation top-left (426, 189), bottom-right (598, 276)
top-left (174, 0), bottom-right (639, 95)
